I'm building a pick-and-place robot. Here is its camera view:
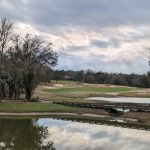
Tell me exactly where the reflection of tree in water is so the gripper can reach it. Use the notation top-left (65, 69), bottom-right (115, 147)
top-left (0, 119), bottom-right (56, 150)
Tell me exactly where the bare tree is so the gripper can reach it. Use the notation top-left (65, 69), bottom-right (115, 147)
top-left (0, 18), bottom-right (13, 102)
top-left (0, 18), bottom-right (58, 101)
top-left (9, 34), bottom-right (58, 101)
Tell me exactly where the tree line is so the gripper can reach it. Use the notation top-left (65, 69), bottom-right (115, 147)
top-left (0, 18), bottom-right (58, 101)
top-left (51, 69), bottom-right (150, 88)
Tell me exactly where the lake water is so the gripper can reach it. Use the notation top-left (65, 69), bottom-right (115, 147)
top-left (87, 97), bottom-right (150, 104)
top-left (0, 118), bottom-right (150, 150)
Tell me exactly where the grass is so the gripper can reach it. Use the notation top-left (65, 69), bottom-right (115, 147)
top-left (0, 102), bottom-right (109, 116)
top-left (34, 82), bottom-right (136, 102)
top-left (43, 86), bottom-right (132, 94)
top-left (0, 102), bottom-right (79, 113)
top-left (118, 92), bottom-right (150, 98)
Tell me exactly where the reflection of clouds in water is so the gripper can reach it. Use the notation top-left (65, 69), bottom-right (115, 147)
top-left (38, 119), bottom-right (150, 150)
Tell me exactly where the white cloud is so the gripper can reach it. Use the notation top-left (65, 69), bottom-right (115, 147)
top-left (14, 22), bottom-right (150, 73)
top-left (0, 0), bottom-right (14, 9)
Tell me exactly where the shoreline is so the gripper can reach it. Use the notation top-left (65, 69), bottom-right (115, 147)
top-left (0, 112), bottom-right (107, 118)
top-left (0, 112), bottom-right (81, 116)
top-left (0, 112), bottom-right (150, 131)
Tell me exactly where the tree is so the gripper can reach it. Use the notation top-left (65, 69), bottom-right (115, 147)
top-left (53, 70), bottom-right (65, 83)
top-left (0, 18), bottom-right (13, 101)
top-left (8, 34), bottom-right (58, 101)
top-left (75, 70), bottom-right (84, 83)
top-left (84, 69), bottom-right (95, 83)
top-left (0, 18), bottom-right (58, 101)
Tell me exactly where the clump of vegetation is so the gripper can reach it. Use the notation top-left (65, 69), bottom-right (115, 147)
top-left (0, 18), bottom-right (58, 101)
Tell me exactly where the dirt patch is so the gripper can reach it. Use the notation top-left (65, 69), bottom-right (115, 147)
top-left (54, 84), bottom-right (64, 87)
top-left (42, 86), bottom-right (56, 89)
top-left (123, 112), bottom-right (150, 121)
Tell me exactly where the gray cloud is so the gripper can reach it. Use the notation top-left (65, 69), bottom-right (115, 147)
top-left (0, 0), bottom-right (150, 73)
top-left (57, 52), bottom-right (148, 74)
top-left (91, 40), bottom-right (112, 48)
top-left (1, 0), bottom-right (150, 27)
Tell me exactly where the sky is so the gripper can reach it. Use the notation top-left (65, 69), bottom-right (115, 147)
top-left (0, 0), bottom-right (150, 74)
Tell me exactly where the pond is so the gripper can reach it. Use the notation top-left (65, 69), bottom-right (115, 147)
top-left (86, 97), bottom-right (150, 104)
top-left (0, 118), bottom-right (150, 150)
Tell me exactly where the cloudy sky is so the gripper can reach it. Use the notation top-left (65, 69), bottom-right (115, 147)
top-left (0, 0), bottom-right (150, 74)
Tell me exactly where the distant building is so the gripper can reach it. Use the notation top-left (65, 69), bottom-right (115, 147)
top-left (65, 75), bottom-right (72, 80)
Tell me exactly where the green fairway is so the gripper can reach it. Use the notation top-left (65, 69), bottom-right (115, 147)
top-left (44, 86), bottom-right (132, 94)
top-left (35, 83), bottom-right (138, 102)
top-left (0, 102), bottom-right (78, 112)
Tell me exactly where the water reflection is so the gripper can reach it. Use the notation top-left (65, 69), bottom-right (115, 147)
top-left (0, 119), bottom-right (55, 150)
top-left (0, 118), bottom-right (150, 150)
top-left (39, 119), bottom-right (150, 150)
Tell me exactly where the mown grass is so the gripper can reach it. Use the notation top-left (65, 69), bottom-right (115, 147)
top-left (0, 102), bottom-right (79, 112)
top-left (35, 84), bottom-right (135, 102)
top-left (44, 86), bottom-right (132, 94)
